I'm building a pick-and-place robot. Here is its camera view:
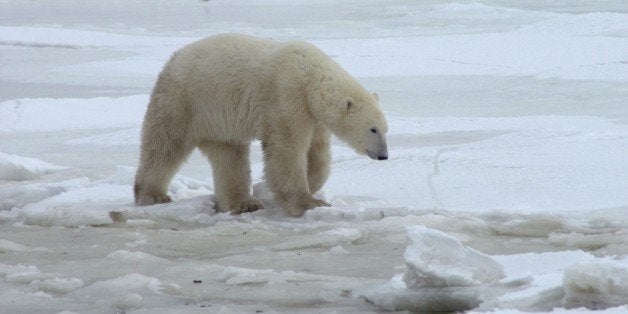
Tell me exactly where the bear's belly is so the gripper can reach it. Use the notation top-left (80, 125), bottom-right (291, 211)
top-left (192, 102), bottom-right (263, 144)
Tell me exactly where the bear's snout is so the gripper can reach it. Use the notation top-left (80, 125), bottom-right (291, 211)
top-left (367, 148), bottom-right (388, 161)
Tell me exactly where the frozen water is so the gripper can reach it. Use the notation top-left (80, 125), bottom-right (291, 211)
top-left (402, 225), bottom-right (504, 288)
top-left (1, 0), bottom-right (627, 313)
top-left (0, 152), bottom-right (68, 181)
top-left (0, 96), bottom-right (147, 133)
top-left (364, 228), bottom-right (628, 312)
top-left (31, 277), bottom-right (84, 294)
top-left (361, 226), bottom-right (506, 312)
top-left (563, 261), bottom-right (628, 309)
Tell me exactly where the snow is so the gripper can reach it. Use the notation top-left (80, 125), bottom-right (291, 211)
top-left (1, 0), bottom-right (627, 313)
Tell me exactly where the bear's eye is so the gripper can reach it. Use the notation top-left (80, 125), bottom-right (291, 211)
top-left (370, 128), bottom-right (377, 134)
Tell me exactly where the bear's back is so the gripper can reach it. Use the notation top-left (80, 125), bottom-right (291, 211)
top-left (159, 35), bottom-right (297, 142)
top-left (153, 34), bottom-right (348, 143)
top-left (168, 34), bottom-right (276, 79)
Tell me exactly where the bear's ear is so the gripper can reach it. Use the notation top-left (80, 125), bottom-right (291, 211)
top-left (343, 97), bottom-right (355, 111)
top-left (372, 92), bottom-right (379, 102)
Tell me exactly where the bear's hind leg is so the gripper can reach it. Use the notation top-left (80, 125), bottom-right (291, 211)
top-left (134, 141), bottom-right (194, 206)
top-left (199, 142), bottom-right (263, 214)
top-left (134, 115), bottom-right (195, 206)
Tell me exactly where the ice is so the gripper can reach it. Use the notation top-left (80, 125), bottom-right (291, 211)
top-left (403, 225), bottom-right (504, 288)
top-left (220, 266), bottom-right (347, 286)
top-left (361, 226), bottom-right (505, 311)
top-left (0, 239), bottom-right (50, 253)
top-left (1, 0), bottom-right (628, 312)
top-left (329, 245), bottom-right (349, 255)
top-left (491, 216), bottom-right (565, 237)
top-left (0, 152), bottom-right (68, 181)
top-left (550, 232), bottom-right (628, 251)
top-left (10, 183), bottom-right (123, 227)
top-left (66, 128), bottom-right (140, 147)
top-left (69, 273), bottom-right (172, 310)
top-left (363, 227), bottom-right (628, 312)
top-left (0, 26), bottom-right (193, 49)
top-left (480, 252), bottom-right (628, 312)
top-left (271, 227), bottom-right (362, 251)
top-left (106, 250), bottom-right (171, 264)
top-left (360, 274), bottom-right (488, 312)
top-left (563, 261), bottom-right (628, 309)
top-left (31, 277), bottom-right (84, 294)
top-left (0, 96), bottom-right (147, 134)
top-left (0, 178), bottom-right (90, 211)
top-left (1, 264), bottom-right (46, 284)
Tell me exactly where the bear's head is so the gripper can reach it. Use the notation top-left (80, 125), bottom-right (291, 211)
top-left (336, 92), bottom-right (388, 160)
top-left (300, 50), bottom-right (389, 160)
top-left (320, 91), bottom-right (388, 161)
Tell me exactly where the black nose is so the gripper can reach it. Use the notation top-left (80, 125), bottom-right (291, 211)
top-left (378, 156), bottom-right (388, 160)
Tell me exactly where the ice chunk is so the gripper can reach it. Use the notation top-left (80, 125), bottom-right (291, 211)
top-left (0, 264), bottom-right (46, 284)
top-left (271, 227), bottom-right (361, 251)
top-left (0, 178), bottom-right (89, 211)
top-left (10, 181), bottom-right (130, 227)
top-left (252, 180), bottom-right (275, 206)
top-left (403, 225), bottom-right (505, 288)
top-left (362, 274), bottom-right (486, 312)
top-left (563, 261), bottom-right (628, 309)
top-left (69, 273), bottom-right (172, 310)
top-left (107, 250), bottom-right (170, 264)
top-left (74, 273), bottom-right (162, 294)
top-left (113, 293), bottom-right (143, 310)
top-left (31, 277), bottom-right (84, 294)
top-left (322, 227), bottom-right (362, 241)
top-left (0, 152), bottom-right (67, 181)
top-left (167, 174), bottom-right (214, 200)
top-left (221, 266), bottom-right (344, 286)
top-left (550, 232), bottom-right (627, 251)
top-left (329, 245), bottom-right (348, 255)
top-left (0, 239), bottom-right (32, 252)
top-left (106, 166), bottom-right (137, 186)
top-left (361, 226), bottom-right (506, 312)
top-left (491, 216), bottom-right (564, 237)
top-left (486, 251), bottom-right (602, 311)
top-left (222, 267), bottom-right (277, 285)
top-left (14, 201), bottom-right (114, 227)
top-left (487, 273), bottom-right (565, 311)
top-left (123, 196), bottom-right (219, 226)
top-left (0, 239), bottom-right (51, 253)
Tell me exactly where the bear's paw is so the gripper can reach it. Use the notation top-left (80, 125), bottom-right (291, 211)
top-left (228, 198), bottom-right (264, 214)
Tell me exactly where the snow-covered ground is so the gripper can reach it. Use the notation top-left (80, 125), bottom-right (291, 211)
top-left (1, 0), bottom-right (627, 313)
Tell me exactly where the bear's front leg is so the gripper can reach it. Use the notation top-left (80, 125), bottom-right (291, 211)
top-left (262, 126), bottom-right (330, 217)
top-left (307, 125), bottom-right (331, 194)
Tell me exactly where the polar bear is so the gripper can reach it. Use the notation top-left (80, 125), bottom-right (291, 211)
top-left (134, 34), bottom-right (388, 216)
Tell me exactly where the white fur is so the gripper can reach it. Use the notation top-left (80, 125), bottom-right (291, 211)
top-left (134, 34), bottom-right (388, 216)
